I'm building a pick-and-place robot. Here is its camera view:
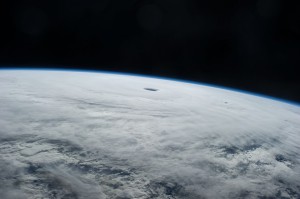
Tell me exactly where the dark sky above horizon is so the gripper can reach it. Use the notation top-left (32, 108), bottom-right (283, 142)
top-left (0, 0), bottom-right (299, 103)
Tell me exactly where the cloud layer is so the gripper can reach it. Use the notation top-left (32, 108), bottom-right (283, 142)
top-left (0, 70), bottom-right (300, 198)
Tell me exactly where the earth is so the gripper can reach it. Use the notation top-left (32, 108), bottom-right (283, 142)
top-left (0, 70), bottom-right (300, 199)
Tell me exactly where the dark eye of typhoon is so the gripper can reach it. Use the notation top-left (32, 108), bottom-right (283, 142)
top-left (144, 88), bottom-right (158, 91)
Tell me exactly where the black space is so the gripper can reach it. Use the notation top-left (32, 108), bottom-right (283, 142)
top-left (0, 0), bottom-right (299, 103)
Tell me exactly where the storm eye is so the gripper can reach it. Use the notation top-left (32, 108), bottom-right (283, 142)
top-left (144, 88), bottom-right (158, 91)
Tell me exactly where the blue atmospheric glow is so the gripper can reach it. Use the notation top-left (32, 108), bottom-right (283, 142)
top-left (0, 67), bottom-right (299, 107)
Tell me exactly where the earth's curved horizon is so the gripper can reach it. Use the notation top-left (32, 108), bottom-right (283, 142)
top-left (1, 68), bottom-right (299, 107)
top-left (0, 69), bottom-right (299, 198)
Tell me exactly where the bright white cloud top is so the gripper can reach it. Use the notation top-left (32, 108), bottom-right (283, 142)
top-left (0, 70), bottom-right (299, 199)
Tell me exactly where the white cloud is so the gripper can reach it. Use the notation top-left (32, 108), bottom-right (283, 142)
top-left (0, 70), bottom-right (300, 198)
